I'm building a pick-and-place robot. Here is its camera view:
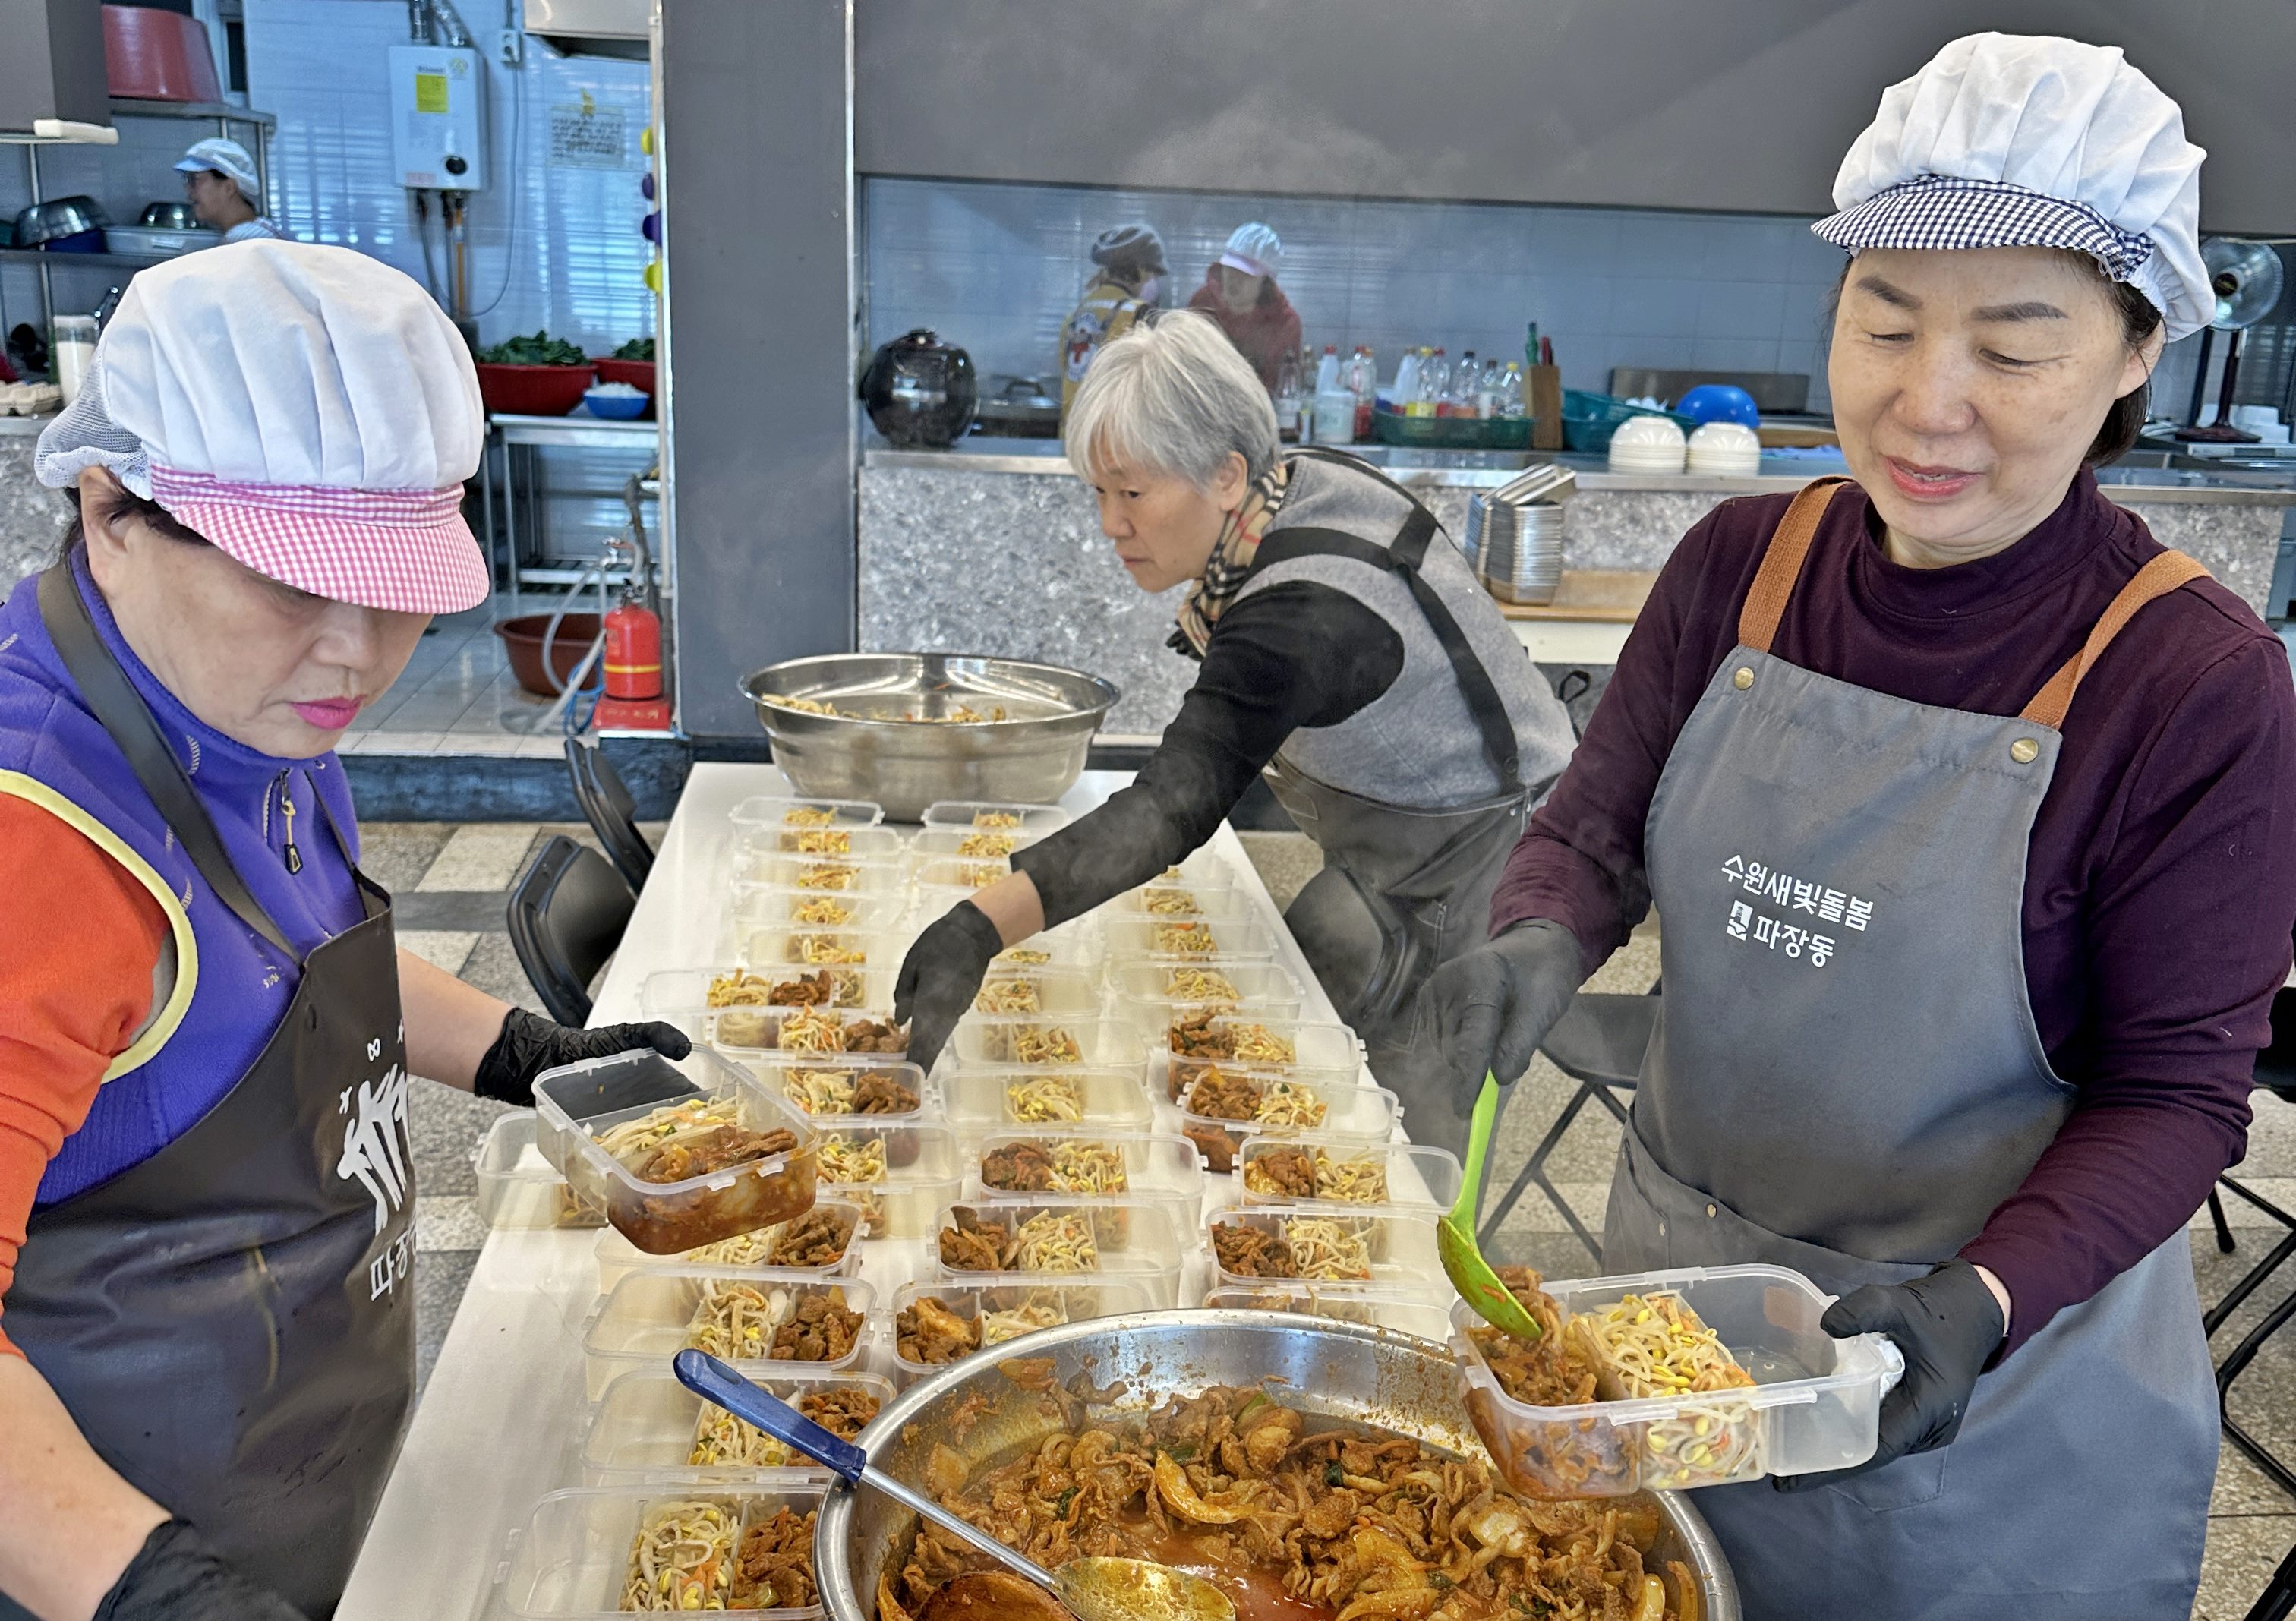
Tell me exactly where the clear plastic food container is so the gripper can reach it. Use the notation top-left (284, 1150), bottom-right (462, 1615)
top-left (1105, 960), bottom-right (1305, 1036)
top-left (948, 1016), bottom-right (1146, 1077)
top-left (582, 1273), bottom-right (875, 1400)
top-left (970, 1129), bottom-right (1204, 1209)
top-left (580, 1367), bottom-right (893, 1484)
top-left (470, 1109), bottom-right (603, 1229)
top-left (1156, 1016), bottom-right (1361, 1102)
top-left (644, 963), bottom-right (900, 1020)
top-left (742, 850), bottom-right (910, 894)
top-left (733, 925), bottom-right (909, 976)
top-left (737, 822), bottom-right (910, 862)
top-left (724, 885), bottom-right (912, 938)
top-left (594, 1197), bottom-right (867, 1291)
top-left (1100, 913), bottom-right (1281, 965)
top-left (806, 1116), bottom-right (963, 1204)
top-left (829, 1171), bottom-right (963, 1241)
top-left (911, 854), bottom-right (1014, 892)
top-left (1175, 1077), bottom-right (1401, 1173)
top-left (740, 1054), bottom-right (931, 1125)
top-left (1449, 1263), bottom-right (1903, 1500)
top-left (1201, 1282), bottom-right (1456, 1342)
top-left (1235, 1134), bottom-right (1461, 1213)
top-left (1205, 1204), bottom-right (1443, 1295)
top-left (932, 1197), bottom-right (1184, 1306)
top-left (729, 794), bottom-right (885, 831)
top-left (531, 1049), bottom-right (821, 1256)
top-left (967, 964), bottom-right (1105, 1020)
top-left (989, 918), bottom-right (1105, 975)
top-left (936, 1067), bottom-right (1157, 1139)
top-left (496, 1483), bottom-right (830, 1617)
top-left (920, 801), bottom-right (1073, 834)
top-left (888, 1279), bottom-right (1157, 1384)
top-left (1102, 884), bottom-right (1253, 924)
top-left (910, 826), bottom-right (1051, 863)
top-left (663, 1004), bottom-right (909, 1061)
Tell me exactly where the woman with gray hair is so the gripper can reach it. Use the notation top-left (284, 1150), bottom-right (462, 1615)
top-left (897, 309), bottom-right (1575, 1163)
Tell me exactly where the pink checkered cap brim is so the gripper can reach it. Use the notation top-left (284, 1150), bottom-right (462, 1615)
top-left (150, 467), bottom-right (490, 614)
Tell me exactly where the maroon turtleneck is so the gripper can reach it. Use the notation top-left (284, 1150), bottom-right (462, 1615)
top-left (1492, 469), bottom-right (2296, 1356)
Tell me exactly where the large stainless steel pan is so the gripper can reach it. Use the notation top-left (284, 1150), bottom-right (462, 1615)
top-left (817, 1310), bottom-right (1738, 1621)
top-left (740, 653), bottom-right (1119, 822)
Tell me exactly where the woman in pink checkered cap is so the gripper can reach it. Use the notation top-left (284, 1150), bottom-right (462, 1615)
top-left (0, 240), bottom-right (683, 1621)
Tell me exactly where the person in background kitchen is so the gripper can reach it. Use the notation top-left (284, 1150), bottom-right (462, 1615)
top-left (175, 137), bottom-right (283, 243)
top-left (0, 241), bottom-right (684, 1621)
top-left (1187, 221), bottom-right (1302, 392)
top-left (1425, 33), bottom-right (2296, 1618)
top-left (1058, 222), bottom-right (1168, 417)
top-left (898, 308), bottom-right (1576, 1166)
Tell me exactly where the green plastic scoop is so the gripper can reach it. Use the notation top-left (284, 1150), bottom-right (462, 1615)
top-left (1438, 1072), bottom-right (1544, 1339)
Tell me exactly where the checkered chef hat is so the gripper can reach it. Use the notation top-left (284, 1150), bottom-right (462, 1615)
top-left (1814, 33), bottom-right (2211, 342)
top-left (36, 239), bottom-right (489, 613)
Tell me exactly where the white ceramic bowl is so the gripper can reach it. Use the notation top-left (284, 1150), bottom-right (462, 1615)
top-left (1609, 412), bottom-right (1687, 474)
top-left (1686, 421), bottom-right (1763, 474)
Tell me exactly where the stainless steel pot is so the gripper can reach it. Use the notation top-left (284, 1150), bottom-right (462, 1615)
top-left (740, 653), bottom-right (1118, 822)
top-left (11, 196), bottom-right (109, 249)
top-left (817, 1310), bottom-right (1739, 1621)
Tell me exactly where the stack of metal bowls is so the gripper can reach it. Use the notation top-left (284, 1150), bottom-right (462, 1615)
top-left (818, 1310), bottom-right (1738, 1620)
top-left (740, 652), bottom-right (1119, 822)
top-left (1468, 463), bottom-right (1574, 605)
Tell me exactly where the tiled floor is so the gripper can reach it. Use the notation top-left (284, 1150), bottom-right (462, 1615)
top-left (393, 821), bottom-right (2295, 1617)
top-left (342, 591), bottom-right (598, 758)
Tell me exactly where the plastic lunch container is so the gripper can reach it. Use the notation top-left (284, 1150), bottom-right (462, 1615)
top-left (1448, 1263), bottom-right (1903, 1499)
top-left (948, 1016), bottom-right (1146, 1077)
top-left (827, 1171), bottom-right (963, 1241)
top-left (934, 1065), bottom-right (1156, 1140)
top-left (967, 963), bottom-right (1104, 1020)
top-left (970, 1128), bottom-right (1205, 1209)
top-left (909, 826), bottom-right (1052, 863)
top-left (470, 1109), bottom-right (603, 1229)
top-left (725, 886), bottom-right (912, 939)
top-left (1100, 913), bottom-right (1282, 965)
top-left (887, 1278), bottom-right (1158, 1385)
top-left (531, 1049), bottom-right (820, 1257)
top-left (1176, 1080), bottom-right (1403, 1174)
top-left (1102, 884), bottom-right (1253, 925)
top-left (1155, 1016), bottom-right (1361, 1102)
top-left (737, 1054), bottom-right (931, 1125)
top-left (644, 964), bottom-right (901, 1020)
top-left (579, 1367), bottom-right (893, 1484)
top-left (1205, 1203), bottom-right (1445, 1296)
top-left (729, 794), bottom-right (885, 831)
top-left (919, 800), bottom-right (1073, 834)
top-left (742, 850), bottom-right (909, 894)
top-left (736, 822), bottom-right (909, 862)
top-left (1234, 1133), bottom-right (1462, 1213)
top-left (988, 919), bottom-right (1105, 975)
top-left (931, 1197), bottom-right (1186, 1307)
top-left (1200, 1282), bottom-right (1457, 1342)
top-left (593, 1197), bottom-right (868, 1292)
top-left (731, 924), bottom-right (911, 975)
top-left (663, 1004), bottom-right (910, 1062)
top-left (1105, 960), bottom-right (1305, 1036)
top-left (582, 1272), bottom-right (875, 1400)
top-left (496, 1481), bottom-right (830, 1618)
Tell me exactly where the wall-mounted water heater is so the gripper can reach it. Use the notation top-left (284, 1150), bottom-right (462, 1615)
top-left (387, 44), bottom-right (487, 191)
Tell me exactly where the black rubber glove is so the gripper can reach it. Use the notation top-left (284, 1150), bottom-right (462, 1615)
top-left (1418, 919), bottom-right (1585, 1098)
top-left (472, 1007), bottom-right (692, 1103)
top-left (94, 1519), bottom-right (308, 1621)
top-left (1774, 1259), bottom-right (2005, 1492)
top-left (894, 900), bottom-right (1006, 1075)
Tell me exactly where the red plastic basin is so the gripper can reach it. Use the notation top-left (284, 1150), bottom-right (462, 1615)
top-left (104, 5), bottom-right (223, 102)
top-left (495, 613), bottom-right (603, 696)
top-left (591, 358), bottom-right (655, 395)
top-left (474, 363), bottom-right (595, 418)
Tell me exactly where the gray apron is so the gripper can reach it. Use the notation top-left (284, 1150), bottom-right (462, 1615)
top-left (1603, 479), bottom-right (2219, 1619)
top-left (1254, 450), bottom-right (1530, 1165)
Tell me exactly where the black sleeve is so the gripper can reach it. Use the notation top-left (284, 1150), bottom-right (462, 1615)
top-left (1013, 581), bottom-right (1404, 926)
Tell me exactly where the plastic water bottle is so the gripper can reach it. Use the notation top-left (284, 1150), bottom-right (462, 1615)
top-left (1348, 347), bottom-right (1376, 439)
top-left (1478, 358), bottom-right (1503, 418)
top-left (1276, 350), bottom-right (1302, 438)
top-left (1314, 344), bottom-right (1340, 396)
top-left (1393, 348), bottom-right (1421, 412)
top-left (1499, 362), bottom-right (1525, 420)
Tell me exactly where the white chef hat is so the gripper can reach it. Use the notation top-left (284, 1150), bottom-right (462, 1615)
top-left (36, 239), bottom-right (487, 613)
top-left (174, 137), bottom-right (263, 206)
top-left (1813, 33), bottom-right (2210, 341)
top-left (1218, 222), bottom-right (1283, 282)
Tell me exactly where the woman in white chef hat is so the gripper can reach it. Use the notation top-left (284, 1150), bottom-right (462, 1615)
top-left (1427, 34), bottom-right (2296, 1617)
top-left (0, 241), bottom-right (683, 1621)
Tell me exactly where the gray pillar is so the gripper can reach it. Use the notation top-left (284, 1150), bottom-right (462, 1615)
top-left (658, 0), bottom-right (854, 742)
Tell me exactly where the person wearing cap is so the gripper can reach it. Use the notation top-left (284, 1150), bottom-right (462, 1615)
top-left (1186, 221), bottom-right (1301, 392)
top-left (1427, 33), bottom-right (2296, 1616)
top-left (1058, 222), bottom-right (1168, 415)
top-left (175, 136), bottom-right (282, 243)
top-left (0, 241), bottom-right (685, 1621)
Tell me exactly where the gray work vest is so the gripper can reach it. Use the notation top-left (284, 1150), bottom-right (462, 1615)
top-left (1236, 449), bottom-right (1575, 1163)
top-left (1604, 479), bottom-right (2218, 1618)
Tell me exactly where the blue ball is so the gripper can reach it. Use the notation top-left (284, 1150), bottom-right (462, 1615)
top-left (1676, 384), bottom-right (1760, 428)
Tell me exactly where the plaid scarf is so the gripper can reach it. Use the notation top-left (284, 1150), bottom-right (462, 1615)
top-left (1168, 461), bottom-right (1289, 658)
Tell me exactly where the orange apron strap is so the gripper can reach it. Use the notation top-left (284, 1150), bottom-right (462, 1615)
top-left (1737, 477), bottom-right (1853, 654)
top-left (2019, 550), bottom-right (2211, 729)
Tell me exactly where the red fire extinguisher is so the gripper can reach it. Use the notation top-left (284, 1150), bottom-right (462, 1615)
top-left (594, 583), bottom-right (673, 730)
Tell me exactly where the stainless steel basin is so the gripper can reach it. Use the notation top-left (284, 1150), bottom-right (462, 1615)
top-left (816, 1310), bottom-right (1738, 1621)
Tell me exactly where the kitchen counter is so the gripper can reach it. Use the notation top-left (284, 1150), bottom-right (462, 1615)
top-left (862, 440), bottom-right (2296, 739)
top-left (0, 417), bottom-right (68, 588)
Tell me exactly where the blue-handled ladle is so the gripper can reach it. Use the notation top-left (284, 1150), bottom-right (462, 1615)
top-left (672, 1350), bottom-right (1235, 1621)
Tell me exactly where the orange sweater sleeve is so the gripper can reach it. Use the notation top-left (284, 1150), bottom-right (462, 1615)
top-left (0, 795), bottom-right (169, 1356)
